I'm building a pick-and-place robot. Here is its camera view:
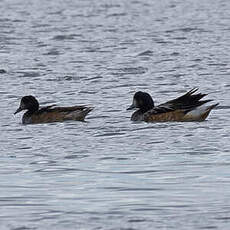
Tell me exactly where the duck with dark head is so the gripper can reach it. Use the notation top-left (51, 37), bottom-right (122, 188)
top-left (127, 91), bottom-right (155, 121)
top-left (127, 88), bottom-right (219, 122)
top-left (14, 95), bottom-right (93, 124)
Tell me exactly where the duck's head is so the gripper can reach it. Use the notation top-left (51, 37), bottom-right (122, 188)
top-left (14, 95), bottom-right (39, 114)
top-left (127, 91), bottom-right (154, 113)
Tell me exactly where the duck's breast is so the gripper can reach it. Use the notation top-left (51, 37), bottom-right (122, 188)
top-left (131, 110), bottom-right (144, 121)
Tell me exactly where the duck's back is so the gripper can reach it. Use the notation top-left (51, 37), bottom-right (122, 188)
top-left (22, 106), bottom-right (93, 124)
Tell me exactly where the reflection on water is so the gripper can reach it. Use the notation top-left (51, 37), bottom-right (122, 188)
top-left (1, 0), bottom-right (230, 229)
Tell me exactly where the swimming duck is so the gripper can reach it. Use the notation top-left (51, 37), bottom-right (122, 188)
top-left (14, 95), bottom-right (93, 124)
top-left (127, 88), bottom-right (218, 122)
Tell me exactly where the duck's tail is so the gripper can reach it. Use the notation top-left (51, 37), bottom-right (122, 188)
top-left (78, 107), bottom-right (94, 121)
top-left (184, 103), bottom-right (219, 121)
top-left (200, 103), bottom-right (219, 121)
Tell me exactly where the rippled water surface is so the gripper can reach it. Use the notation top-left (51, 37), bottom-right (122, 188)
top-left (1, 0), bottom-right (230, 229)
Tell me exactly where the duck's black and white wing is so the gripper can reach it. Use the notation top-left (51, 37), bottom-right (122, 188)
top-left (157, 88), bottom-right (212, 111)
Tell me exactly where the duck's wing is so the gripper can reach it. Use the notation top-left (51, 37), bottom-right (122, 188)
top-left (49, 105), bottom-right (92, 112)
top-left (34, 105), bottom-right (93, 123)
top-left (157, 88), bottom-right (213, 112)
top-left (52, 106), bottom-right (94, 121)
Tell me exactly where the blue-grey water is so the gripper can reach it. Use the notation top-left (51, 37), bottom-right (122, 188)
top-left (1, 0), bottom-right (230, 229)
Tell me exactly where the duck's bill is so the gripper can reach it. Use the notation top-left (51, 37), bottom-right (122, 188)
top-left (127, 104), bottom-right (136, 110)
top-left (14, 107), bottom-right (23, 115)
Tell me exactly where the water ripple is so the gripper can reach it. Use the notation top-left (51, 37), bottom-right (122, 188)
top-left (0, 0), bottom-right (230, 229)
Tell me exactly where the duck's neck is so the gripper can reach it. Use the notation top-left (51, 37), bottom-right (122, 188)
top-left (131, 110), bottom-right (144, 121)
top-left (22, 106), bottom-right (39, 124)
top-left (26, 106), bottom-right (39, 115)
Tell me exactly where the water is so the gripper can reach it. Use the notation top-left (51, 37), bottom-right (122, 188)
top-left (1, 0), bottom-right (230, 229)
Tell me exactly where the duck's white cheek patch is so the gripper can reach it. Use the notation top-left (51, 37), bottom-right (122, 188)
top-left (133, 99), bottom-right (137, 107)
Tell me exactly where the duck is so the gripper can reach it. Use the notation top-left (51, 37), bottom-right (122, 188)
top-left (14, 95), bottom-right (93, 124)
top-left (127, 88), bottom-right (218, 122)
